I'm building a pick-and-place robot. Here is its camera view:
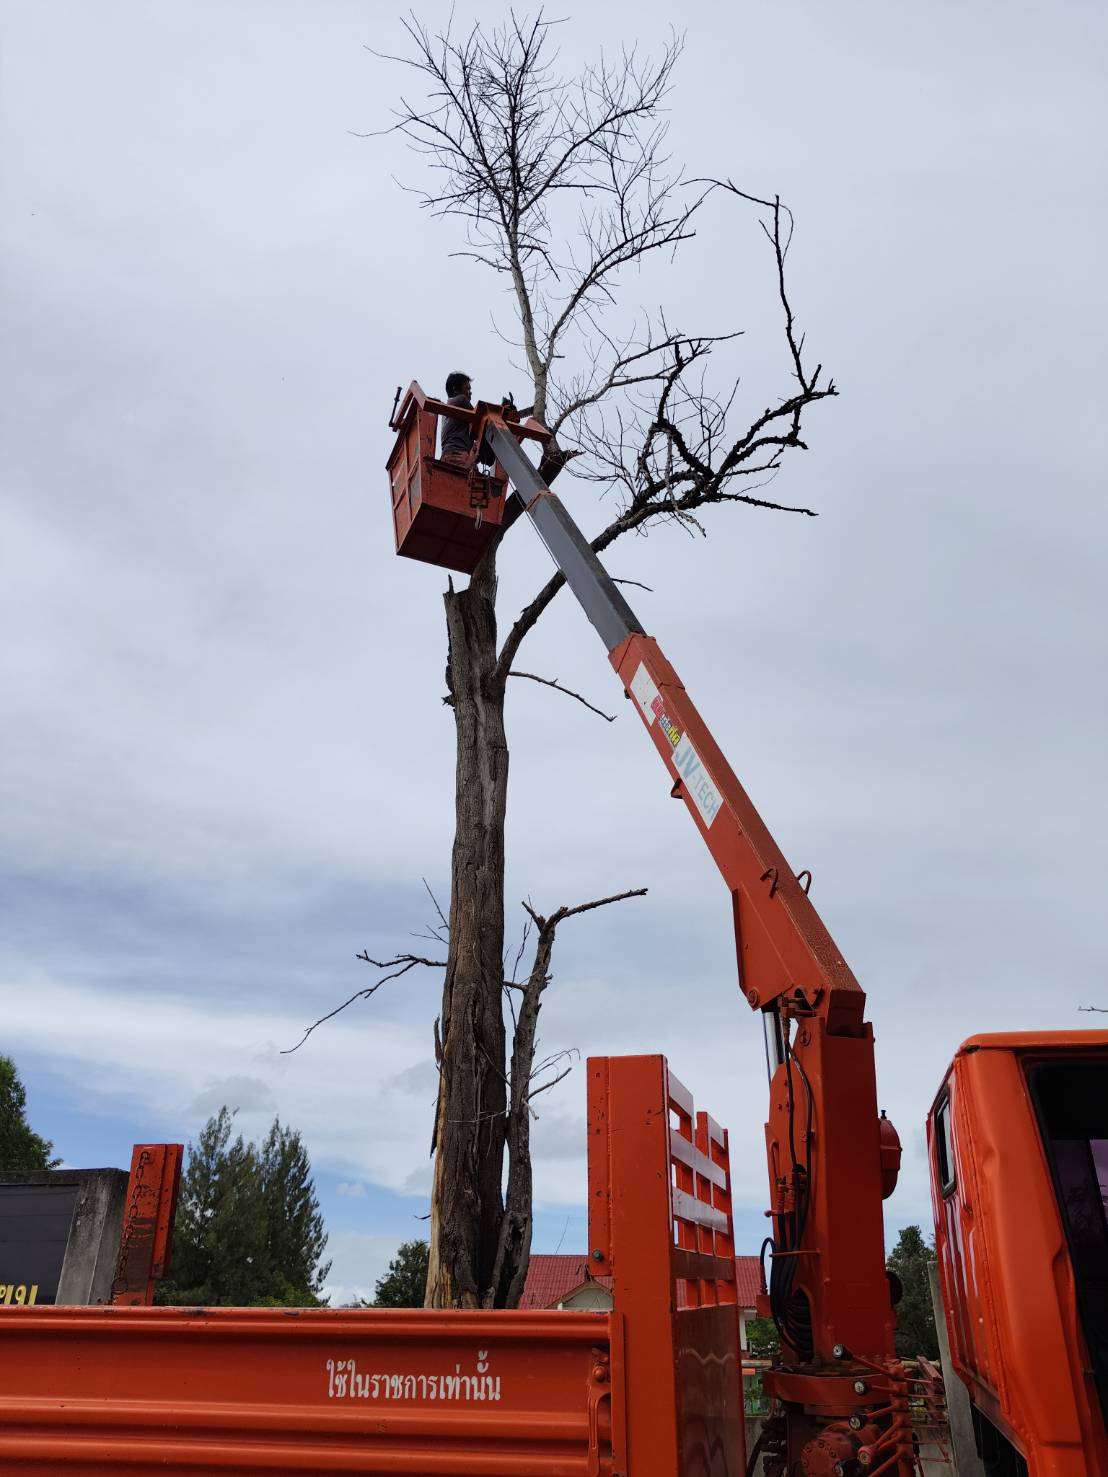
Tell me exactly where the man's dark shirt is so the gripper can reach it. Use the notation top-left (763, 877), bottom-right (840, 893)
top-left (439, 393), bottom-right (474, 459)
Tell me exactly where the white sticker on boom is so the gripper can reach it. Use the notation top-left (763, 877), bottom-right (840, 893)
top-left (672, 736), bottom-right (723, 829)
top-left (630, 663), bottom-right (660, 724)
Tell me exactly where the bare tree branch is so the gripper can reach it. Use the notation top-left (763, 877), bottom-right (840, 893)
top-left (527, 1069), bottom-right (572, 1100)
top-left (508, 669), bottom-right (617, 721)
top-left (493, 188), bottom-right (832, 682)
top-left (505, 914), bottom-right (534, 991)
top-left (369, 19), bottom-right (831, 696)
top-left (422, 877), bottom-right (450, 935)
top-left (366, 14), bottom-right (695, 438)
top-left (521, 886), bottom-right (649, 935)
top-left (282, 951), bottom-right (445, 1054)
top-left (486, 883), bottom-right (647, 1306)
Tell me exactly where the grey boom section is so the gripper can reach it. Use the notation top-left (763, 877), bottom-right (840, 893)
top-left (485, 422), bottom-right (644, 655)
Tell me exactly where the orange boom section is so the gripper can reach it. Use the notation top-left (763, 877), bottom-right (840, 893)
top-left (0, 1055), bottom-right (745, 1475)
top-left (929, 1031), bottom-right (1108, 1475)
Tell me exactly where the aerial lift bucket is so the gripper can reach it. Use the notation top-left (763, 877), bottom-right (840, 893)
top-left (385, 383), bottom-right (549, 575)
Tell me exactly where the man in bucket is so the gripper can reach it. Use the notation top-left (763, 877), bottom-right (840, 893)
top-left (439, 371), bottom-right (503, 468)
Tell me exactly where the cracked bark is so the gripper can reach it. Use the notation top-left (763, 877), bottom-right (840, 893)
top-left (425, 550), bottom-right (509, 1308)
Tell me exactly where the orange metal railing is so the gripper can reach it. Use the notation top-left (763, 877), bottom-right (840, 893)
top-left (588, 1055), bottom-right (745, 1476)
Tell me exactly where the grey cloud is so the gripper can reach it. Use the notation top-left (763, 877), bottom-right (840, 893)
top-left (188, 1076), bottom-right (276, 1119)
top-left (532, 1113), bottom-right (587, 1161)
top-left (400, 1163), bottom-right (434, 1197)
top-left (383, 1060), bottom-right (440, 1099)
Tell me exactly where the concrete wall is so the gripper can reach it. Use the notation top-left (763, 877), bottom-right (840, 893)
top-left (56, 1169), bottom-right (128, 1304)
top-left (0, 1167), bottom-right (127, 1306)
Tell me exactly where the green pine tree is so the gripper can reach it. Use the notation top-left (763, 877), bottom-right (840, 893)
top-left (260, 1118), bottom-right (331, 1302)
top-left (887, 1223), bottom-right (939, 1359)
top-left (372, 1240), bottom-right (429, 1308)
top-left (159, 1109), bottom-right (329, 1307)
top-left (0, 1055), bottom-right (58, 1170)
top-left (164, 1105), bottom-right (232, 1300)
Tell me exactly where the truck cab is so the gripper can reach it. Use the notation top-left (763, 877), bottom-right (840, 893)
top-left (928, 1031), bottom-right (1108, 1476)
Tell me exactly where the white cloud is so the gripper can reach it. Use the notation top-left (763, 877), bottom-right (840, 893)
top-left (4, 972), bottom-right (434, 1191)
top-left (321, 1231), bottom-right (401, 1309)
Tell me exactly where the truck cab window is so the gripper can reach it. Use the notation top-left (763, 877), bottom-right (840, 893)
top-left (1029, 1060), bottom-right (1108, 1432)
top-left (934, 1094), bottom-right (956, 1195)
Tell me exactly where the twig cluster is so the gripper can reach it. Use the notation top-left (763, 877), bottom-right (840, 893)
top-left (281, 951), bottom-right (446, 1055)
top-left (283, 878), bottom-right (452, 1053)
top-left (494, 184), bottom-right (836, 679)
top-left (283, 879), bottom-right (645, 1110)
top-left (367, 12), bottom-right (693, 440)
top-left (361, 16), bottom-right (835, 680)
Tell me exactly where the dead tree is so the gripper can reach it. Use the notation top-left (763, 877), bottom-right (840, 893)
top-left (317, 13), bottom-right (837, 1308)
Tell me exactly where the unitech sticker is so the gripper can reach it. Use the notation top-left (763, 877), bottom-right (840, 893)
top-left (630, 663), bottom-right (660, 724)
top-left (672, 736), bottom-right (723, 829)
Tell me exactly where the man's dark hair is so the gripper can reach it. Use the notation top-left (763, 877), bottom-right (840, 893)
top-left (445, 371), bottom-right (471, 397)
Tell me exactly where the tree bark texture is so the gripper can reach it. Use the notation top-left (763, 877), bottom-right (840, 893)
top-left (425, 552), bottom-right (510, 1308)
top-left (486, 920), bottom-right (555, 1310)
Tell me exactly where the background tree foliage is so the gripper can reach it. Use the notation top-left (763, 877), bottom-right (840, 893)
top-left (372, 1240), bottom-right (430, 1308)
top-left (744, 1315), bottom-right (780, 1359)
top-left (260, 1118), bottom-right (331, 1301)
top-left (0, 1055), bottom-right (58, 1170)
top-left (158, 1108), bottom-right (330, 1307)
top-left (887, 1223), bottom-right (939, 1359)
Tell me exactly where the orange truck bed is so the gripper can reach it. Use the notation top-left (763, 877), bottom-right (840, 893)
top-left (0, 1304), bottom-right (610, 1473)
top-left (0, 1056), bottom-right (746, 1476)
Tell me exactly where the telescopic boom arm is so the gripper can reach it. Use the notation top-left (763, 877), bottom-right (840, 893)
top-left (482, 411), bottom-right (909, 1468)
top-left (486, 418), bottom-right (866, 1033)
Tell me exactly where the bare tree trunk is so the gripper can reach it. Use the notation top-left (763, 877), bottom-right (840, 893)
top-left (425, 550), bottom-right (509, 1308)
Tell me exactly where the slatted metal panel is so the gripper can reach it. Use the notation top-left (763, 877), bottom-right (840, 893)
top-left (588, 1055), bottom-right (745, 1477)
top-left (668, 1078), bottom-right (737, 1311)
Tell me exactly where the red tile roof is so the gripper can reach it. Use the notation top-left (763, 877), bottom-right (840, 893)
top-left (734, 1255), bottom-right (764, 1310)
top-left (521, 1254), bottom-right (764, 1311)
top-left (519, 1255), bottom-right (611, 1309)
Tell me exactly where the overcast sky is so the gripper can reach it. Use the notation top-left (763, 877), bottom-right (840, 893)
top-left (3, 1), bottom-right (1106, 1303)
